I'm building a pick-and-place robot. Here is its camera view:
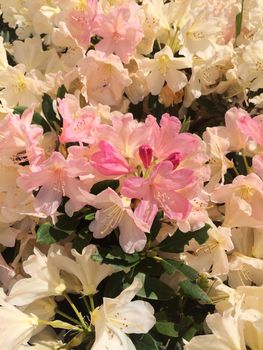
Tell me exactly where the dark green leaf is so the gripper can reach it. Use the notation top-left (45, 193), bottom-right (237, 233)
top-left (179, 280), bottom-right (211, 303)
top-left (92, 246), bottom-right (141, 268)
top-left (159, 224), bottom-right (210, 253)
top-left (131, 334), bottom-right (159, 350)
top-left (134, 272), bottom-right (175, 300)
top-left (36, 223), bottom-right (56, 244)
top-left (160, 259), bottom-right (198, 280)
top-left (155, 321), bottom-right (179, 338)
top-left (149, 211), bottom-right (163, 241)
top-left (57, 85), bottom-right (67, 99)
top-left (72, 227), bottom-right (92, 253)
top-left (42, 93), bottom-right (62, 129)
top-left (55, 215), bottom-right (80, 232)
top-left (90, 180), bottom-right (119, 195)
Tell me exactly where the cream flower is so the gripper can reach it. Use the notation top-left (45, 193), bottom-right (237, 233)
top-left (90, 278), bottom-right (156, 350)
top-left (7, 247), bottom-right (66, 306)
top-left (141, 46), bottom-right (191, 95)
top-left (184, 310), bottom-right (246, 350)
top-left (78, 50), bottom-right (132, 106)
top-left (51, 244), bottom-right (115, 296)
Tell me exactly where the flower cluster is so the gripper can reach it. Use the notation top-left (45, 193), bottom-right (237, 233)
top-left (1, 0), bottom-right (263, 349)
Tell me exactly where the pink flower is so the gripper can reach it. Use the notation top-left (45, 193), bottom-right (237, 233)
top-left (67, 0), bottom-right (98, 46)
top-left (0, 108), bottom-right (44, 165)
top-left (89, 188), bottom-right (150, 253)
top-left (94, 3), bottom-right (144, 63)
top-left (121, 161), bottom-right (197, 222)
top-left (58, 94), bottom-right (100, 144)
top-left (236, 112), bottom-right (263, 148)
top-left (91, 140), bottom-right (130, 176)
top-left (17, 152), bottom-right (94, 217)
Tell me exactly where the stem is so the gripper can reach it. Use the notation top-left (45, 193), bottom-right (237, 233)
top-left (56, 309), bottom-right (81, 325)
top-left (64, 294), bottom-right (89, 332)
top-left (232, 164), bottom-right (240, 177)
top-left (88, 295), bottom-right (95, 311)
top-left (82, 295), bottom-right (91, 315)
top-left (242, 150), bottom-right (250, 174)
top-left (38, 319), bottom-right (82, 332)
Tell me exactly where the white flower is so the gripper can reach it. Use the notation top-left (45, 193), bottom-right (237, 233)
top-left (78, 50), bottom-right (132, 106)
top-left (7, 247), bottom-right (66, 306)
top-left (51, 244), bottom-right (115, 296)
top-left (0, 289), bottom-right (40, 350)
top-left (90, 278), bottom-right (156, 350)
top-left (141, 46), bottom-right (191, 95)
top-left (184, 310), bottom-right (246, 350)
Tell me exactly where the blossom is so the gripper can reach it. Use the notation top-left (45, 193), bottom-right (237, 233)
top-left (94, 3), bottom-right (144, 63)
top-left (51, 245), bottom-right (115, 296)
top-left (89, 188), bottom-right (150, 253)
top-left (184, 310), bottom-right (246, 350)
top-left (211, 173), bottom-right (263, 227)
top-left (141, 46), bottom-right (191, 95)
top-left (183, 223), bottom-right (234, 277)
top-left (90, 278), bottom-right (156, 350)
top-left (78, 50), bottom-right (131, 106)
top-left (17, 151), bottom-right (94, 217)
top-left (58, 93), bottom-right (100, 144)
top-left (66, 0), bottom-right (98, 46)
top-left (121, 160), bottom-right (196, 223)
top-left (0, 289), bottom-right (41, 350)
top-left (7, 247), bottom-right (66, 306)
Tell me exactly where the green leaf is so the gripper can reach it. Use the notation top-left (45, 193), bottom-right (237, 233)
top-left (235, 0), bottom-right (244, 38)
top-left (90, 180), bottom-right (119, 195)
top-left (134, 272), bottom-right (175, 300)
top-left (85, 213), bottom-right (95, 221)
top-left (57, 85), bottom-right (67, 99)
top-left (92, 246), bottom-right (141, 268)
top-left (55, 215), bottom-right (80, 232)
top-left (149, 211), bottom-right (163, 241)
top-left (160, 259), bottom-right (198, 280)
top-left (131, 334), bottom-right (159, 350)
top-left (13, 106), bottom-right (51, 133)
top-left (159, 224), bottom-right (210, 253)
top-left (179, 280), bottom-right (211, 303)
top-left (42, 93), bottom-right (62, 129)
top-left (36, 223), bottom-right (56, 244)
top-left (155, 321), bottom-right (179, 338)
top-left (180, 115), bottom-right (191, 133)
top-left (72, 228), bottom-right (93, 253)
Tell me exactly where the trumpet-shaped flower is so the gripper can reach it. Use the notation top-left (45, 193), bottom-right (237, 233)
top-left (89, 188), bottom-right (150, 253)
top-left (211, 173), bottom-right (263, 227)
top-left (67, 0), bottom-right (98, 46)
top-left (0, 289), bottom-right (41, 350)
top-left (17, 151), bottom-right (94, 217)
top-left (90, 278), bottom-right (156, 350)
top-left (78, 50), bottom-right (131, 106)
top-left (51, 245), bottom-right (115, 296)
top-left (141, 46), bottom-right (191, 95)
top-left (7, 247), bottom-right (66, 306)
top-left (121, 161), bottom-right (196, 222)
top-left (94, 3), bottom-right (143, 63)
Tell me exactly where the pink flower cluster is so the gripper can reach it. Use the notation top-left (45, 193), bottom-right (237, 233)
top-left (3, 96), bottom-right (208, 253)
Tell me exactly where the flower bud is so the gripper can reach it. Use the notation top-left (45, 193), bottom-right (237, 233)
top-left (166, 152), bottom-right (182, 169)
top-left (139, 144), bottom-right (153, 169)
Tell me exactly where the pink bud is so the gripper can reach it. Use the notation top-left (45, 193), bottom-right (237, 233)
top-left (139, 144), bottom-right (153, 169)
top-left (166, 152), bottom-right (182, 169)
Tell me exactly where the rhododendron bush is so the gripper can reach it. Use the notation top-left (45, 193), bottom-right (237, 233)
top-left (1, 0), bottom-right (263, 349)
